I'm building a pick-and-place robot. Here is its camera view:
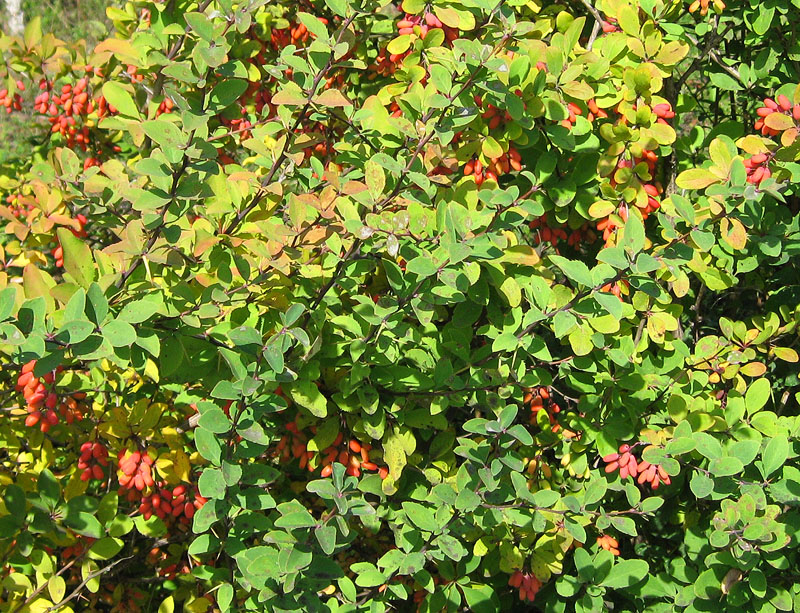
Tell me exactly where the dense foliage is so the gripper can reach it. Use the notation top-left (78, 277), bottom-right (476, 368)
top-left (1, 0), bottom-right (800, 611)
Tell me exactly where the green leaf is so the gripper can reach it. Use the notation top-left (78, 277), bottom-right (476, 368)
top-left (118, 299), bottom-right (160, 324)
top-left (37, 469), bottom-right (60, 508)
top-left (406, 256), bottom-right (439, 278)
top-left (287, 380), bottom-right (328, 418)
top-left (88, 537), bottom-right (124, 560)
top-left (762, 435), bottom-right (789, 478)
top-left (402, 502), bottom-right (439, 533)
top-left (549, 255), bottom-right (593, 287)
top-left (198, 468), bottom-right (227, 499)
top-left (208, 79), bottom-right (248, 111)
top-left (56, 228), bottom-right (95, 289)
top-left (63, 511), bottom-right (103, 538)
top-left (185, 12), bottom-right (215, 40)
top-left (142, 120), bottom-right (186, 150)
top-left (315, 524), bottom-right (337, 555)
top-left (584, 479), bottom-right (607, 505)
top-left (101, 82), bottom-right (140, 119)
top-left (274, 509), bottom-right (317, 529)
top-left (3, 485), bottom-right (26, 523)
top-left (197, 408), bottom-right (231, 434)
top-left (600, 559), bottom-right (649, 588)
top-left (102, 320), bottom-right (136, 347)
top-left (745, 378), bottom-right (770, 414)
top-left (708, 456), bottom-right (743, 477)
top-left (690, 472), bottom-right (713, 498)
top-left (622, 212), bottom-right (645, 254)
top-left (532, 490), bottom-right (560, 508)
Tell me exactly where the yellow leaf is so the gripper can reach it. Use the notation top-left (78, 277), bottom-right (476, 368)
top-left (739, 362), bottom-right (767, 377)
top-left (28, 598), bottom-right (55, 613)
top-left (313, 89), bottom-right (352, 107)
top-left (529, 554), bottom-right (552, 582)
top-left (736, 135), bottom-right (770, 155)
top-left (781, 127), bottom-right (798, 147)
top-left (773, 347), bottom-right (799, 362)
top-left (93, 38), bottom-right (140, 63)
top-left (765, 112), bottom-right (794, 131)
top-left (502, 245), bottom-right (540, 267)
top-left (173, 449), bottom-right (191, 482)
top-left (473, 537), bottom-right (491, 556)
top-left (158, 596), bottom-right (175, 613)
top-left (720, 217), bottom-right (747, 250)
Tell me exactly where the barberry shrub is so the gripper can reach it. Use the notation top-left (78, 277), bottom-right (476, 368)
top-left (1, 0), bottom-right (800, 611)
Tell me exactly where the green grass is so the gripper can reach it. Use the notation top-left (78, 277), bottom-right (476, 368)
top-left (20, 0), bottom-right (112, 45)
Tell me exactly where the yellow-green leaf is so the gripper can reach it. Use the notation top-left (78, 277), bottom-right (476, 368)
top-left (676, 169), bottom-right (719, 190)
top-left (481, 136), bottom-right (503, 159)
top-left (101, 82), bottom-right (140, 119)
top-left (387, 34), bottom-right (412, 55)
top-left (589, 200), bottom-right (616, 218)
top-left (57, 228), bottom-right (95, 288)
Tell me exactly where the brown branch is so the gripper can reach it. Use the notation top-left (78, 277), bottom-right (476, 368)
top-left (43, 555), bottom-right (135, 613)
top-left (12, 556), bottom-right (81, 613)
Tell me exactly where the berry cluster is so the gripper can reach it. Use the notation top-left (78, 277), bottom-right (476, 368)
top-left (5, 193), bottom-right (34, 218)
top-left (220, 109), bottom-right (256, 143)
top-left (36, 78), bottom-right (95, 148)
top-left (561, 102), bottom-right (585, 129)
top-left (529, 215), bottom-right (596, 249)
top-left (523, 386), bottom-right (566, 434)
top-left (478, 96), bottom-right (513, 130)
top-left (530, 216), bottom-right (568, 246)
top-left (688, 0), bottom-right (725, 16)
top-left (508, 570), bottom-right (542, 602)
top-left (155, 96), bottom-right (174, 117)
top-left (396, 12), bottom-right (458, 43)
top-left (78, 441), bottom-right (110, 481)
top-left (600, 279), bottom-right (629, 300)
top-left (462, 146), bottom-right (523, 186)
top-left (0, 82), bottom-right (24, 113)
top-left (600, 153), bottom-right (665, 245)
top-left (753, 95), bottom-right (800, 136)
top-left (147, 546), bottom-right (193, 579)
top-left (602, 443), bottom-right (673, 489)
top-left (596, 534), bottom-right (620, 556)
top-left (600, 18), bottom-right (619, 33)
top-left (546, 99), bottom-right (672, 248)
top-left (554, 98), bottom-right (613, 130)
top-left (744, 152), bottom-right (773, 186)
top-left (61, 536), bottom-right (95, 560)
top-left (138, 483), bottom-right (206, 523)
top-left (15, 360), bottom-right (85, 432)
top-left (368, 47), bottom-right (409, 79)
top-left (117, 449), bottom-right (156, 492)
top-left (275, 422), bottom-right (388, 479)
